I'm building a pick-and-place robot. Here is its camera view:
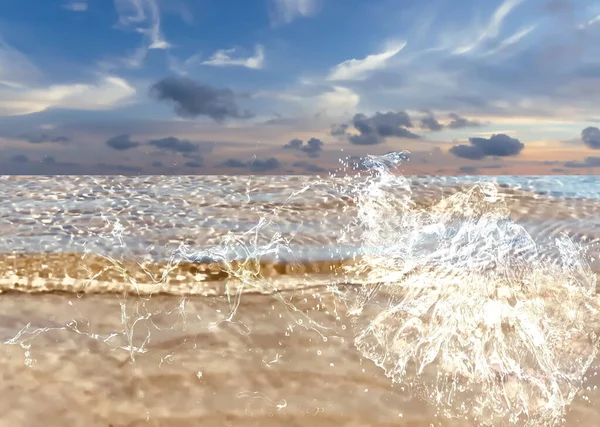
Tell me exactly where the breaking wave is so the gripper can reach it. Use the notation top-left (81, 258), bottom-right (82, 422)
top-left (338, 152), bottom-right (600, 426)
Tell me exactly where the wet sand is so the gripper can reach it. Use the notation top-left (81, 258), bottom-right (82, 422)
top-left (1, 290), bottom-right (600, 427)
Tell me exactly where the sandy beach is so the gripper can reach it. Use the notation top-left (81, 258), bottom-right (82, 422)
top-left (1, 289), bottom-right (600, 427)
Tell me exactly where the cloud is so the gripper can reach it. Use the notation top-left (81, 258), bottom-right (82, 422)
top-left (459, 165), bottom-right (478, 174)
top-left (292, 161), bottom-right (327, 172)
top-left (581, 126), bottom-right (600, 149)
top-left (184, 160), bottom-right (203, 168)
top-left (249, 157), bottom-right (280, 172)
top-left (40, 155), bottom-right (77, 167)
top-left (0, 35), bottom-right (42, 89)
top-left (147, 136), bottom-right (200, 153)
top-left (449, 134), bottom-right (524, 159)
top-left (106, 134), bottom-right (141, 150)
top-left (453, 0), bottom-right (524, 54)
top-left (564, 156), bottom-right (600, 168)
top-left (283, 138), bottom-right (303, 149)
top-left (21, 134), bottom-right (70, 144)
top-left (346, 111), bottom-right (420, 145)
top-left (0, 76), bottom-right (136, 116)
top-left (221, 159), bottom-right (248, 168)
top-left (330, 123), bottom-right (348, 136)
top-left (270, 0), bottom-right (319, 26)
top-left (63, 2), bottom-right (87, 12)
top-left (447, 113), bottom-right (482, 129)
top-left (151, 160), bottom-right (163, 167)
top-left (283, 137), bottom-right (324, 157)
top-left (484, 25), bottom-right (536, 56)
top-left (114, 0), bottom-right (169, 49)
top-left (150, 77), bottom-right (252, 121)
top-left (317, 86), bottom-right (360, 116)
top-left (327, 43), bottom-right (406, 82)
top-left (420, 112), bottom-right (443, 131)
top-left (202, 45), bottom-right (265, 70)
top-left (11, 154), bottom-right (29, 163)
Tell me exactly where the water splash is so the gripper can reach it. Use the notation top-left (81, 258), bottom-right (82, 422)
top-left (3, 160), bottom-right (600, 425)
top-left (340, 152), bottom-right (600, 426)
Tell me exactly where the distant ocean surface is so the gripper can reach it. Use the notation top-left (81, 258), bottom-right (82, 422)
top-left (1, 174), bottom-right (600, 295)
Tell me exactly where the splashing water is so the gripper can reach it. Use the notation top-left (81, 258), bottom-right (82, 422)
top-left (339, 152), bottom-right (600, 426)
top-left (5, 155), bottom-right (599, 426)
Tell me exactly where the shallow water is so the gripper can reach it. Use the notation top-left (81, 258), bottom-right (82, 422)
top-left (2, 173), bottom-right (600, 426)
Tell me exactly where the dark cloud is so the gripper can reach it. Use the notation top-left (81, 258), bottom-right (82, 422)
top-left (292, 161), bottom-right (328, 173)
top-left (184, 160), bottom-right (203, 168)
top-left (39, 156), bottom-right (77, 167)
top-left (151, 161), bottom-right (164, 167)
top-left (347, 111), bottom-right (420, 145)
top-left (301, 138), bottom-right (324, 157)
top-left (22, 134), bottom-right (70, 144)
top-left (564, 156), bottom-right (600, 168)
top-left (42, 156), bottom-right (57, 165)
top-left (283, 137), bottom-right (324, 157)
top-left (581, 127), bottom-right (600, 149)
top-left (150, 77), bottom-right (252, 122)
top-left (330, 123), bottom-right (348, 136)
top-left (283, 138), bottom-right (303, 149)
top-left (11, 154), bottom-right (29, 163)
top-left (148, 136), bottom-right (199, 153)
top-left (420, 113), bottom-right (443, 131)
top-left (221, 159), bottom-right (248, 168)
top-left (106, 134), bottom-right (141, 150)
top-left (447, 113), bottom-right (482, 129)
top-left (249, 157), bottom-right (280, 172)
top-left (459, 166), bottom-right (478, 174)
top-left (450, 134), bottom-right (524, 160)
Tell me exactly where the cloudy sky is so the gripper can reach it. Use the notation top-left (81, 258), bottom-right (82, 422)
top-left (1, 0), bottom-right (600, 175)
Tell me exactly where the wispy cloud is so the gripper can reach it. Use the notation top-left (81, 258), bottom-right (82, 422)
top-left (202, 45), bottom-right (265, 70)
top-left (0, 36), bottom-right (43, 88)
top-left (0, 76), bottom-right (135, 116)
top-left (327, 43), bottom-right (407, 81)
top-left (270, 0), bottom-right (320, 26)
top-left (62, 2), bottom-right (88, 12)
top-left (484, 24), bottom-right (536, 56)
top-left (579, 14), bottom-right (600, 29)
top-left (114, 0), bottom-right (170, 50)
top-left (454, 0), bottom-right (523, 54)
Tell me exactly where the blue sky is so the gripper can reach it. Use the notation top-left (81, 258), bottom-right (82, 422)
top-left (1, 0), bottom-right (600, 175)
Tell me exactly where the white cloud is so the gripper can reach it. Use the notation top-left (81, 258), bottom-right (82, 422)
top-left (0, 36), bottom-right (43, 88)
top-left (316, 86), bottom-right (360, 116)
top-left (202, 45), bottom-right (265, 70)
top-left (327, 42), bottom-right (407, 81)
top-left (453, 0), bottom-right (523, 54)
top-left (0, 76), bottom-right (136, 116)
top-left (579, 14), bottom-right (600, 29)
top-left (114, 0), bottom-right (170, 49)
top-left (484, 25), bottom-right (536, 56)
top-left (63, 2), bottom-right (88, 12)
top-left (270, 0), bottom-right (319, 25)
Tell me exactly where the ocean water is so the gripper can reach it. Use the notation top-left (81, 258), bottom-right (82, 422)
top-left (2, 164), bottom-right (600, 427)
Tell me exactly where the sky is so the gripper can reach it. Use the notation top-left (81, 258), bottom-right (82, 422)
top-left (1, 0), bottom-right (600, 175)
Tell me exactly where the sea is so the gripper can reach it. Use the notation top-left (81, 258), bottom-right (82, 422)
top-left (2, 166), bottom-right (600, 427)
